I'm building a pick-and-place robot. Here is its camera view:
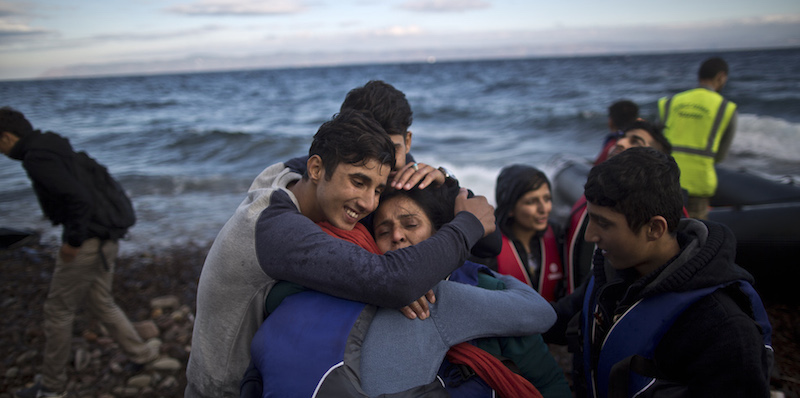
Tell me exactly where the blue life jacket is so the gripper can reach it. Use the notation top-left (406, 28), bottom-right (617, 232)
top-left (252, 291), bottom-right (371, 397)
top-left (580, 276), bottom-right (772, 398)
top-left (252, 290), bottom-right (447, 397)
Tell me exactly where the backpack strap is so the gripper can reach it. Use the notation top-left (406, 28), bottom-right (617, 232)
top-left (592, 280), bottom-right (771, 398)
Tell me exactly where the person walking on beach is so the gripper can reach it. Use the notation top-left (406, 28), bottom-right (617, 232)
top-left (0, 107), bottom-right (159, 398)
top-left (658, 57), bottom-right (737, 220)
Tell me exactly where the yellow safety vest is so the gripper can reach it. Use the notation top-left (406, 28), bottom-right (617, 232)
top-left (658, 88), bottom-right (736, 197)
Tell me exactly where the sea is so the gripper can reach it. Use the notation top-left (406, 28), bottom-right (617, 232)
top-left (2, 47), bottom-right (799, 255)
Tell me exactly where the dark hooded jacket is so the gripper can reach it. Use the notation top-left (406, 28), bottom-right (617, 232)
top-left (9, 130), bottom-right (94, 247)
top-left (544, 218), bottom-right (772, 397)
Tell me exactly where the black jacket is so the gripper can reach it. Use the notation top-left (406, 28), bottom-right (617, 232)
top-left (10, 130), bottom-right (94, 247)
top-left (544, 218), bottom-right (772, 397)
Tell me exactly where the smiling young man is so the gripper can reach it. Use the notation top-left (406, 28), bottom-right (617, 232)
top-left (186, 110), bottom-right (496, 397)
top-left (545, 147), bottom-right (772, 398)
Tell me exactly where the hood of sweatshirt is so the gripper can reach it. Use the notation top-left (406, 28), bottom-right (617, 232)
top-left (9, 130), bottom-right (74, 162)
top-left (637, 218), bottom-right (754, 298)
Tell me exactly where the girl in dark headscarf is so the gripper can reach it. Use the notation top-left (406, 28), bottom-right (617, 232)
top-left (488, 165), bottom-right (566, 302)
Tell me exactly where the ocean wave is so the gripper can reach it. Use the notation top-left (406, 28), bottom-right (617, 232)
top-left (733, 114), bottom-right (800, 164)
top-left (56, 99), bottom-right (181, 113)
top-left (120, 174), bottom-right (254, 197)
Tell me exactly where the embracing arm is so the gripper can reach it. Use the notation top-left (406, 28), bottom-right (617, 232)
top-left (256, 190), bottom-right (485, 309)
top-left (543, 276), bottom-right (589, 345)
top-left (434, 273), bottom-right (556, 344)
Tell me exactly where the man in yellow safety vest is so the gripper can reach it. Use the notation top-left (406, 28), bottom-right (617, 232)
top-left (658, 57), bottom-right (737, 220)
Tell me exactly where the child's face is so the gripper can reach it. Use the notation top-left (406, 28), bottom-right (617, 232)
top-left (372, 195), bottom-right (435, 254)
top-left (584, 202), bottom-right (651, 274)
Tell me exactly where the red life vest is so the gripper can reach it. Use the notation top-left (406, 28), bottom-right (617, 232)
top-left (593, 138), bottom-right (618, 166)
top-left (496, 225), bottom-right (564, 302)
top-left (566, 196), bottom-right (590, 295)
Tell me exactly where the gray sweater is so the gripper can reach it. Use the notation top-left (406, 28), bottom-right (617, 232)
top-left (359, 273), bottom-right (556, 395)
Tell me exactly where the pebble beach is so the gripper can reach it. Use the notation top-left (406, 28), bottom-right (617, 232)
top-left (1, 241), bottom-right (798, 397)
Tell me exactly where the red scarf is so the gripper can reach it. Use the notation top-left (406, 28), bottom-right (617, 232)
top-left (446, 342), bottom-right (543, 398)
top-left (317, 221), bottom-right (382, 255)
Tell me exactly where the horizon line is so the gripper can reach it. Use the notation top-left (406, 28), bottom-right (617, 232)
top-left (2, 44), bottom-right (798, 83)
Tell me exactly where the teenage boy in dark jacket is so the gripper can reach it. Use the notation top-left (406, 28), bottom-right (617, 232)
top-left (544, 147), bottom-right (772, 398)
top-left (1, 107), bottom-right (158, 398)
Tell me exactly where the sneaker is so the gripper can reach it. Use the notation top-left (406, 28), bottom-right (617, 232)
top-left (126, 342), bottom-right (161, 373)
top-left (14, 381), bottom-right (66, 398)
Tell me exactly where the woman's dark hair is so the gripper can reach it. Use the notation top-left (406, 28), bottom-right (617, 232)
top-left (376, 178), bottom-right (460, 232)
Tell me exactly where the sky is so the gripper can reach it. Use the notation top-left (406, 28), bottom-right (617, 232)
top-left (1, 0), bottom-right (799, 80)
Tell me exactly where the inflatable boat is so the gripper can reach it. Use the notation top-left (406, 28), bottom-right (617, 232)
top-left (551, 160), bottom-right (800, 301)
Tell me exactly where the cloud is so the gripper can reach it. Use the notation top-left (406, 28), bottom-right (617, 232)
top-left (0, 21), bottom-right (51, 46)
top-left (90, 25), bottom-right (227, 42)
top-left (398, 0), bottom-right (490, 13)
top-left (12, 7), bottom-right (800, 80)
top-left (167, 0), bottom-right (307, 16)
top-left (0, 1), bottom-right (28, 18)
top-left (0, 20), bottom-right (47, 35)
top-left (0, 1), bottom-right (50, 40)
top-left (371, 25), bottom-right (424, 37)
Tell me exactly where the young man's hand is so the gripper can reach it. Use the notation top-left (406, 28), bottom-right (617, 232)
top-left (454, 188), bottom-right (496, 237)
top-left (399, 290), bottom-right (436, 320)
top-left (390, 162), bottom-right (445, 190)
